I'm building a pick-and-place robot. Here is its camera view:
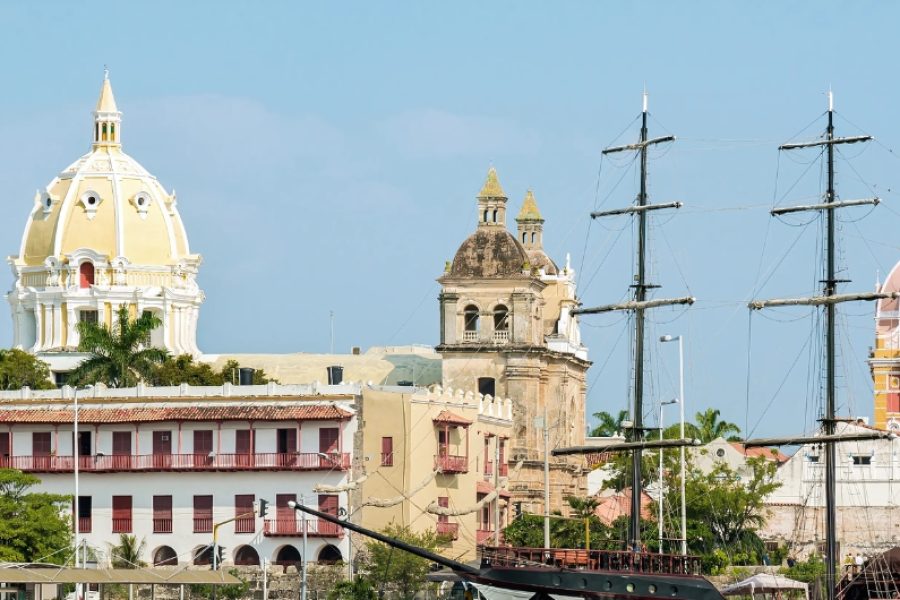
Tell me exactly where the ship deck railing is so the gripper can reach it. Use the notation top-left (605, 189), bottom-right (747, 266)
top-left (478, 546), bottom-right (702, 576)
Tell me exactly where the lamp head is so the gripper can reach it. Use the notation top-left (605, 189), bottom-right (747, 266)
top-left (287, 500), bottom-right (297, 509)
top-left (660, 335), bottom-right (680, 343)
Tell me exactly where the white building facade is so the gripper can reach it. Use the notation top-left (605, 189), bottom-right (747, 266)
top-left (0, 383), bottom-right (357, 568)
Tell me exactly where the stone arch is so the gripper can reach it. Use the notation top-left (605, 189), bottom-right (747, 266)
top-left (493, 304), bottom-right (509, 331)
top-left (274, 544), bottom-right (302, 568)
top-left (463, 304), bottom-right (480, 332)
top-left (153, 545), bottom-right (178, 566)
top-left (234, 545), bottom-right (260, 566)
top-left (317, 544), bottom-right (343, 564)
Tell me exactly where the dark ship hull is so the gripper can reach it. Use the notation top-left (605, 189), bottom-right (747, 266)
top-left (289, 503), bottom-right (723, 600)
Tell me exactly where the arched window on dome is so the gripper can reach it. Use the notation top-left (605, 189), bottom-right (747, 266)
top-left (463, 305), bottom-right (480, 332)
top-left (79, 262), bottom-right (95, 289)
top-left (522, 232), bottom-right (527, 243)
top-left (492, 209), bottom-right (498, 223)
top-left (493, 305), bottom-right (509, 331)
top-left (531, 232), bottom-right (536, 244)
top-left (110, 123), bottom-right (116, 142)
top-left (483, 209), bottom-right (488, 223)
top-left (101, 123), bottom-right (108, 142)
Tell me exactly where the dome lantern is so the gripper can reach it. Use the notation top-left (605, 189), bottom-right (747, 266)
top-left (92, 69), bottom-right (121, 147)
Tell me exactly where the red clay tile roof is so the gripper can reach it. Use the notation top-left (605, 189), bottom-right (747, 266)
top-left (476, 480), bottom-right (511, 498)
top-left (594, 489), bottom-right (652, 525)
top-left (0, 405), bottom-right (352, 424)
top-left (729, 442), bottom-right (790, 463)
top-left (433, 410), bottom-right (472, 426)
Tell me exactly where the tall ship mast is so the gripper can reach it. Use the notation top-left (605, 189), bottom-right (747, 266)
top-left (567, 91), bottom-right (694, 551)
top-left (289, 93), bottom-right (723, 600)
top-left (744, 92), bottom-right (895, 600)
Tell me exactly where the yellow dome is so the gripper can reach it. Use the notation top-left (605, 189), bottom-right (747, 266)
top-left (17, 76), bottom-right (192, 268)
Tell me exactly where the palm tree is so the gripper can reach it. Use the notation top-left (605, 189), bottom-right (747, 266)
top-left (692, 408), bottom-right (741, 443)
top-left (68, 305), bottom-right (168, 387)
top-left (591, 410), bottom-right (629, 437)
top-left (108, 533), bottom-right (147, 568)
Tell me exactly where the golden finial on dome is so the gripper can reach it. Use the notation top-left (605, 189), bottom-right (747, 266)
top-left (517, 189), bottom-right (543, 221)
top-left (478, 166), bottom-right (506, 198)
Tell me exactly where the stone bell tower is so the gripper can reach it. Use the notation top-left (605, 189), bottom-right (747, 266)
top-left (437, 167), bottom-right (590, 512)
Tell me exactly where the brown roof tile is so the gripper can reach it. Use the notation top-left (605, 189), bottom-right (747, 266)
top-left (0, 405), bottom-right (352, 424)
top-left (433, 410), bottom-right (472, 426)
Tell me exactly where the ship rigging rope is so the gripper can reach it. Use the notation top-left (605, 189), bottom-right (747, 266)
top-left (426, 460), bottom-right (525, 517)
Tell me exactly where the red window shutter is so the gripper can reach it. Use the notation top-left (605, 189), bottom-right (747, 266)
top-left (79, 262), bottom-right (94, 288)
top-left (235, 494), bottom-right (255, 533)
top-left (319, 428), bottom-right (339, 454)
top-left (318, 494), bottom-right (338, 516)
top-left (112, 432), bottom-right (131, 455)
top-left (33, 432), bottom-right (51, 456)
top-left (112, 496), bottom-right (132, 533)
top-left (193, 495), bottom-right (213, 533)
top-left (153, 495), bottom-right (173, 533)
top-left (286, 429), bottom-right (297, 452)
top-left (0, 432), bottom-right (10, 456)
top-left (236, 430), bottom-right (254, 454)
top-left (381, 437), bottom-right (393, 466)
top-left (152, 431), bottom-right (172, 455)
top-left (193, 430), bottom-right (213, 454)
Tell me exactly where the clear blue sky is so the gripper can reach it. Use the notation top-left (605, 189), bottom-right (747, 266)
top-left (1, 2), bottom-right (899, 438)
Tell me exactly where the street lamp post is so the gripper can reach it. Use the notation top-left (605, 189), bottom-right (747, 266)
top-left (660, 334), bottom-right (687, 555)
top-left (72, 385), bottom-right (93, 569)
top-left (658, 398), bottom-right (678, 554)
top-left (288, 500), bottom-right (309, 600)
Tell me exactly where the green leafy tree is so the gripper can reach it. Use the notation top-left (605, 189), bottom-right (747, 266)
top-left (503, 497), bottom-right (619, 550)
top-left (108, 533), bottom-right (147, 568)
top-left (780, 553), bottom-right (826, 584)
top-left (0, 349), bottom-right (54, 390)
top-left (0, 469), bottom-right (72, 563)
top-left (674, 456), bottom-right (779, 566)
top-left (151, 355), bottom-right (275, 386)
top-left (68, 306), bottom-right (168, 387)
top-left (327, 576), bottom-right (378, 600)
top-left (363, 525), bottom-right (439, 600)
top-left (591, 410), bottom-right (629, 437)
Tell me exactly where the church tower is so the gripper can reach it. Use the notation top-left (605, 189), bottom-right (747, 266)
top-left (438, 168), bottom-right (590, 512)
top-left (6, 73), bottom-right (204, 380)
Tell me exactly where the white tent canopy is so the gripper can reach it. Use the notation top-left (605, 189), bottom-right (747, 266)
top-left (721, 574), bottom-right (809, 600)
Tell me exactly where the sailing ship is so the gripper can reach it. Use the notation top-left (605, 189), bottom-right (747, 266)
top-left (741, 91), bottom-right (896, 600)
top-left (293, 92), bottom-right (724, 600)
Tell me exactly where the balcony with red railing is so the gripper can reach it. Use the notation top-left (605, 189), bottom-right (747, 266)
top-left (483, 460), bottom-right (493, 476)
top-left (436, 521), bottom-right (459, 540)
top-left (193, 518), bottom-right (212, 533)
top-left (112, 518), bottom-right (132, 533)
top-left (263, 518), bottom-right (343, 538)
top-left (153, 518), bottom-right (173, 534)
top-left (78, 517), bottom-right (92, 533)
top-left (0, 452), bottom-right (351, 474)
top-left (235, 517), bottom-right (255, 534)
top-left (476, 529), bottom-right (500, 545)
top-left (434, 454), bottom-right (468, 473)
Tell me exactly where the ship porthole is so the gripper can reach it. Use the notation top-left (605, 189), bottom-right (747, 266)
top-left (671, 587), bottom-right (679, 596)
top-left (580, 578), bottom-right (588, 589)
top-left (552, 575), bottom-right (562, 587)
top-left (649, 585), bottom-right (657, 594)
top-left (605, 581), bottom-right (613, 591)
top-left (626, 583), bottom-right (635, 593)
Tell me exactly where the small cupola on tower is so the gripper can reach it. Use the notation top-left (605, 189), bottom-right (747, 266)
top-left (477, 167), bottom-right (507, 227)
top-left (92, 70), bottom-right (121, 147)
top-left (516, 190), bottom-right (544, 250)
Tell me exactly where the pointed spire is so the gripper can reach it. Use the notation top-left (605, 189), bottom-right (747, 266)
top-left (478, 166), bottom-right (506, 198)
top-left (92, 70), bottom-right (122, 147)
top-left (96, 70), bottom-right (118, 113)
top-left (516, 189), bottom-right (543, 222)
